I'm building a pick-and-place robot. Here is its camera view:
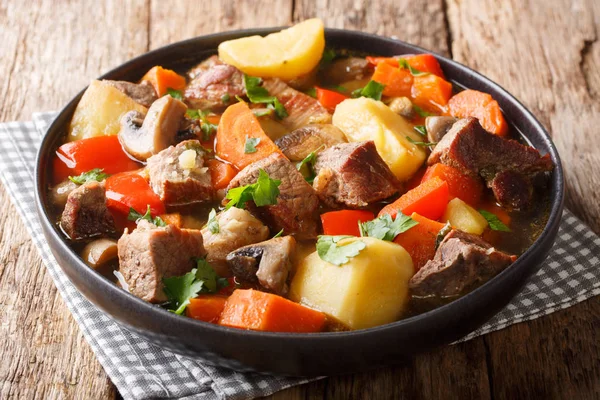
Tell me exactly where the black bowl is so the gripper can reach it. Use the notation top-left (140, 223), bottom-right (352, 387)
top-left (34, 28), bottom-right (564, 376)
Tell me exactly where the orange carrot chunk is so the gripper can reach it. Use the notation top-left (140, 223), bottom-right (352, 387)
top-left (216, 102), bottom-right (283, 170)
top-left (219, 289), bottom-right (326, 333)
top-left (159, 213), bottom-right (182, 227)
top-left (371, 62), bottom-right (413, 98)
top-left (447, 89), bottom-right (509, 136)
top-left (421, 163), bottom-right (483, 206)
top-left (405, 54), bottom-right (446, 79)
top-left (207, 159), bottom-right (238, 190)
top-left (141, 66), bottom-right (187, 97)
top-left (186, 295), bottom-right (228, 323)
top-left (394, 213), bottom-right (445, 272)
top-left (411, 74), bottom-right (453, 110)
top-left (366, 56), bottom-right (400, 67)
top-left (379, 177), bottom-right (450, 221)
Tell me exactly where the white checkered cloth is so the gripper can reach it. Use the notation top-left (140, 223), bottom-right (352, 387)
top-left (1, 112), bottom-right (599, 400)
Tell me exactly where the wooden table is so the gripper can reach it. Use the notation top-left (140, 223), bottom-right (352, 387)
top-left (1, 1), bottom-right (599, 398)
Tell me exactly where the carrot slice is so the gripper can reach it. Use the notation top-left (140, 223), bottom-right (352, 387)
top-left (371, 62), bottom-right (413, 97)
top-left (366, 56), bottom-right (400, 67)
top-left (219, 289), bottom-right (326, 333)
top-left (421, 164), bottom-right (483, 206)
top-left (447, 89), bottom-right (508, 136)
top-left (394, 213), bottom-right (445, 272)
top-left (216, 102), bottom-right (283, 170)
top-left (405, 54), bottom-right (445, 78)
top-left (186, 295), bottom-right (228, 323)
top-left (379, 176), bottom-right (449, 221)
top-left (207, 159), bottom-right (238, 190)
top-left (315, 87), bottom-right (349, 112)
top-left (158, 213), bottom-right (182, 227)
top-left (141, 66), bottom-right (186, 97)
top-left (321, 210), bottom-right (375, 236)
top-left (411, 74), bottom-right (453, 110)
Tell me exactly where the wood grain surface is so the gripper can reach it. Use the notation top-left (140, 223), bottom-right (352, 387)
top-left (0, 0), bottom-right (598, 399)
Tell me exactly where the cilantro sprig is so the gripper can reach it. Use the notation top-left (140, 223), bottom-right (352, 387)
top-left (244, 137), bottom-right (261, 154)
top-left (243, 75), bottom-right (288, 119)
top-left (206, 208), bottom-right (219, 234)
top-left (413, 104), bottom-right (435, 117)
top-left (414, 125), bottom-right (427, 136)
top-left (398, 58), bottom-right (429, 76)
top-left (406, 136), bottom-right (437, 148)
top-left (127, 205), bottom-right (166, 227)
top-left (316, 235), bottom-right (366, 266)
top-left (186, 109), bottom-right (218, 141)
top-left (359, 213), bottom-right (418, 241)
top-left (351, 80), bottom-right (385, 101)
top-left (69, 168), bottom-right (109, 185)
top-left (479, 210), bottom-right (511, 232)
top-left (225, 169), bottom-right (281, 209)
top-left (167, 88), bottom-right (183, 100)
top-left (295, 145), bottom-right (324, 183)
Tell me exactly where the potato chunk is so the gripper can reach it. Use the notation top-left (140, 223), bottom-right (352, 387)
top-left (332, 98), bottom-right (427, 181)
top-left (289, 237), bottom-right (414, 330)
top-left (218, 19), bottom-right (325, 80)
top-left (68, 80), bottom-right (148, 141)
top-left (442, 198), bottom-right (488, 235)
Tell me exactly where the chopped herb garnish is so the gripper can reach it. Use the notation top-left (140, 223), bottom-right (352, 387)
top-left (68, 168), bottom-right (109, 184)
top-left (305, 87), bottom-right (317, 98)
top-left (406, 136), bottom-right (437, 148)
top-left (359, 213), bottom-right (418, 241)
top-left (221, 93), bottom-right (231, 103)
top-left (351, 80), bottom-right (385, 101)
top-left (167, 88), bottom-right (183, 100)
top-left (327, 84), bottom-right (348, 93)
top-left (186, 109), bottom-right (217, 140)
top-left (318, 48), bottom-right (337, 69)
top-left (235, 95), bottom-right (245, 103)
top-left (414, 125), bottom-right (427, 136)
top-left (207, 208), bottom-right (219, 234)
top-left (413, 104), bottom-right (435, 117)
top-left (244, 137), bottom-right (261, 154)
top-left (295, 145), bottom-right (324, 183)
top-left (435, 221), bottom-right (453, 249)
top-left (273, 229), bottom-right (284, 238)
top-left (479, 210), bottom-right (511, 232)
top-left (398, 58), bottom-right (429, 76)
top-left (243, 75), bottom-right (288, 119)
top-left (127, 205), bottom-right (166, 227)
top-left (253, 108), bottom-right (273, 117)
top-left (316, 235), bottom-right (366, 266)
top-left (225, 169), bottom-right (281, 209)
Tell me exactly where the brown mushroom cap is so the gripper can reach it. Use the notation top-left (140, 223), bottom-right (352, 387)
top-left (425, 116), bottom-right (458, 143)
top-left (118, 95), bottom-right (188, 162)
top-left (274, 124), bottom-right (347, 161)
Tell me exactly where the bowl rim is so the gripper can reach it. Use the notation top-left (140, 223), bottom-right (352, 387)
top-left (35, 26), bottom-right (565, 341)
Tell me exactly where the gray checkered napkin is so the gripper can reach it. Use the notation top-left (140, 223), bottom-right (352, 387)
top-left (1, 112), bottom-right (599, 400)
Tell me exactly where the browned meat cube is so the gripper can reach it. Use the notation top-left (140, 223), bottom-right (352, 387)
top-left (428, 117), bottom-right (553, 209)
top-left (184, 56), bottom-right (244, 111)
top-left (147, 140), bottom-right (213, 207)
top-left (103, 80), bottom-right (157, 107)
top-left (227, 153), bottom-right (320, 240)
top-left (117, 220), bottom-right (206, 303)
top-left (312, 141), bottom-right (401, 208)
top-left (409, 230), bottom-right (516, 300)
top-left (60, 181), bottom-right (115, 240)
top-left (226, 236), bottom-right (296, 295)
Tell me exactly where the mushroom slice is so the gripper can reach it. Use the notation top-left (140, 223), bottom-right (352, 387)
top-left (118, 95), bottom-right (187, 162)
top-left (49, 179), bottom-right (78, 208)
top-left (274, 124), bottom-right (347, 161)
top-left (425, 116), bottom-right (458, 143)
top-left (81, 238), bottom-right (118, 269)
top-left (226, 236), bottom-right (296, 295)
top-left (387, 97), bottom-right (414, 119)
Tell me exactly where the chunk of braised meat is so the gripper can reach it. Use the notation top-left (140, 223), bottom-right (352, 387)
top-left (318, 57), bottom-right (373, 84)
top-left (184, 56), bottom-right (244, 111)
top-left (226, 236), bottom-right (296, 295)
top-left (312, 141), bottom-right (401, 208)
top-left (227, 153), bottom-right (320, 240)
top-left (147, 140), bottom-right (213, 207)
top-left (117, 220), bottom-right (206, 303)
top-left (410, 229), bottom-right (516, 301)
top-left (262, 78), bottom-right (331, 131)
top-left (60, 181), bottom-right (115, 240)
top-left (428, 117), bottom-right (553, 209)
top-left (274, 124), bottom-right (347, 162)
top-left (201, 207), bottom-right (270, 275)
top-left (103, 80), bottom-right (157, 107)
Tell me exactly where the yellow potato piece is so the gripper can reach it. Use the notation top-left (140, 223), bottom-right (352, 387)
top-left (218, 19), bottom-right (325, 80)
top-left (68, 80), bottom-right (148, 142)
top-left (332, 98), bottom-right (426, 181)
top-left (443, 198), bottom-right (489, 235)
top-left (289, 237), bottom-right (414, 330)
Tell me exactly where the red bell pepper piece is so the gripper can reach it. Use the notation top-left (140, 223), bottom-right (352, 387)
top-left (315, 87), bottom-right (349, 112)
top-left (105, 172), bottom-right (165, 217)
top-left (321, 210), bottom-right (375, 236)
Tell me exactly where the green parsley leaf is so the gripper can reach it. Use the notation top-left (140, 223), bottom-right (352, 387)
top-left (163, 270), bottom-right (204, 314)
top-left (127, 205), bottom-right (166, 226)
top-left (295, 145), bottom-right (324, 183)
top-left (221, 93), bottom-right (230, 103)
top-left (207, 208), bottom-right (219, 234)
top-left (435, 221), bottom-right (453, 249)
top-left (398, 58), bottom-right (429, 76)
top-left (225, 169), bottom-right (281, 209)
top-left (167, 88), bottom-right (183, 100)
top-left (194, 258), bottom-right (220, 292)
top-left (68, 168), bottom-right (109, 185)
top-left (414, 125), bottom-right (427, 136)
top-left (319, 48), bottom-right (337, 69)
top-left (351, 80), bottom-right (385, 101)
top-left (305, 87), bottom-right (317, 98)
top-left (243, 75), bottom-right (288, 119)
top-left (253, 108), bottom-right (273, 117)
top-left (406, 136), bottom-right (437, 148)
top-left (359, 213), bottom-right (418, 241)
top-left (235, 95), bottom-right (245, 103)
top-left (316, 235), bottom-right (366, 266)
top-left (273, 229), bottom-right (284, 238)
top-left (413, 104), bottom-right (435, 117)
top-left (244, 137), bottom-right (261, 154)
top-left (186, 109), bottom-right (217, 140)
top-left (479, 210), bottom-right (511, 232)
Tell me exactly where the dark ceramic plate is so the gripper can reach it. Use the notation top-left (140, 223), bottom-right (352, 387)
top-left (34, 28), bottom-right (564, 376)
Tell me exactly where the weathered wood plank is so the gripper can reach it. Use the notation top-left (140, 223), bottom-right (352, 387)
top-left (0, 0), bottom-right (150, 398)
